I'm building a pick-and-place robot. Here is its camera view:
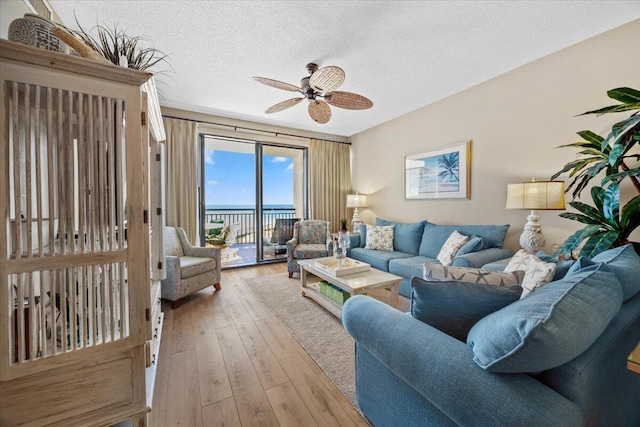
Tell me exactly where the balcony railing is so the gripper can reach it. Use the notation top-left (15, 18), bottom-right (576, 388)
top-left (204, 208), bottom-right (297, 244)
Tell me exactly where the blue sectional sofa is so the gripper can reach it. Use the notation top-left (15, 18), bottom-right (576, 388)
top-left (347, 219), bottom-right (514, 297)
top-left (343, 244), bottom-right (640, 427)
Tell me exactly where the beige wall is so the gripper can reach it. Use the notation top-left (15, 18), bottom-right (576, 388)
top-left (350, 19), bottom-right (640, 253)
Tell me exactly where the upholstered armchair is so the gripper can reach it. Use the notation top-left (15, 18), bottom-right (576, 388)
top-left (287, 220), bottom-right (332, 278)
top-left (264, 218), bottom-right (301, 257)
top-left (161, 226), bottom-right (221, 309)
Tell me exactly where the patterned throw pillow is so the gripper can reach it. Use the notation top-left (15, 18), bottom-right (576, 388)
top-left (364, 225), bottom-right (394, 251)
top-left (436, 230), bottom-right (469, 266)
top-left (423, 263), bottom-right (525, 287)
top-left (505, 250), bottom-right (556, 298)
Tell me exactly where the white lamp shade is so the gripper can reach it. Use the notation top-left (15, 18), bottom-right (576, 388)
top-left (347, 194), bottom-right (368, 208)
top-left (506, 181), bottom-right (565, 210)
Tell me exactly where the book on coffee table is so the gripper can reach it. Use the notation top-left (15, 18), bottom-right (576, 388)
top-left (314, 257), bottom-right (371, 277)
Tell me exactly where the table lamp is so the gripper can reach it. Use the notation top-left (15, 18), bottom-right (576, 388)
top-left (346, 193), bottom-right (368, 233)
top-left (506, 178), bottom-right (565, 253)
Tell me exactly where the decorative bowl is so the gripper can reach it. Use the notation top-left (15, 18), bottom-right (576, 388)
top-left (8, 13), bottom-right (70, 53)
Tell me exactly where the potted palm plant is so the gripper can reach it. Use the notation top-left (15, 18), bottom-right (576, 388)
top-left (552, 87), bottom-right (640, 258)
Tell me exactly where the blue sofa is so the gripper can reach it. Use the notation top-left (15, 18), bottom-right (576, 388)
top-left (343, 245), bottom-right (640, 427)
top-left (347, 219), bottom-right (514, 297)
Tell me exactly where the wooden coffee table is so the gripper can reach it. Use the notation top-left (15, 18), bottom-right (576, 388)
top-left (297, 257), bottom-right (402, 318)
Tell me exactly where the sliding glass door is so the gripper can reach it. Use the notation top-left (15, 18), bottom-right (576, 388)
top-left (261, 146), bottom-right (305, 261)
top-left (201, 135), bottom-right (307, 267)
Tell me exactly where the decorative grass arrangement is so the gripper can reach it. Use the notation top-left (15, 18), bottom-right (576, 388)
top-left (69, 18), bottom-right (169, 71)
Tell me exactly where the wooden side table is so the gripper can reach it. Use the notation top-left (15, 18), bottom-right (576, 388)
top-left (628, 342), bottom-right (640, 374)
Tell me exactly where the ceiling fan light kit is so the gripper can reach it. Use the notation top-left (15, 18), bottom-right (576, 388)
top-left (253, 62), bottom-right (373, 124)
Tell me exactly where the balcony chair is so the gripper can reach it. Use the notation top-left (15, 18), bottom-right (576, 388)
top-left (265, 218), bottom-right (301, 257)
top-left (287, 220), bottom-right (332, 278)
top-left (161, 226), bottom-right (221, 309)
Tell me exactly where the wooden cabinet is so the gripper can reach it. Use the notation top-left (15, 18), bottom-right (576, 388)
top-left (0, 39), bottom-right (161, 426)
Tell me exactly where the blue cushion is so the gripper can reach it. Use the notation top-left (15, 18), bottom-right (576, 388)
top-left (457, 235), bottom-right (484, 256)
top-left (411, 276), bottom-right (521, 341)
top-left (419, 223), bottom-right (509, 258)
top-left (591, 244), bottom-right (640, 302)
top-left (565, 256), bottom-right (595, 276)
top-left (358, 223), bottom-right (367, 248)
top-left (388, 256), bottom-right (437, 279)
top-left (535, 251), bottom-right (575, 280)
top-left (376, 218), bottom-right (426, 255)
top-left (467, 262), bottom-right (623, 373)
top-left (349, 247), bottom-right (414, 271)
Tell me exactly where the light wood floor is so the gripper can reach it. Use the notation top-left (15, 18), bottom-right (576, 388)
top-left (149, 263), bottom-right (370, 427)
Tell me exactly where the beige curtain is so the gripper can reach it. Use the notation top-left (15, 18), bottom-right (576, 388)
top-left (163, 117), bottom-right (199, 243)
top-left (309, 139), bottom-right (351, 233)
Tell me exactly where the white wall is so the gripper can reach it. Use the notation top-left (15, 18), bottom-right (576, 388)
top-left (350, 19), bottom-right (640, 253)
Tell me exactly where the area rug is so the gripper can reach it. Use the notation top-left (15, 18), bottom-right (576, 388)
top-left (245, 273), bottom-right (410, 405)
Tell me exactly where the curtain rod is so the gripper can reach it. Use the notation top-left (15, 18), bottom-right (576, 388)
top-left (162, 114), bottom-right (350, 145)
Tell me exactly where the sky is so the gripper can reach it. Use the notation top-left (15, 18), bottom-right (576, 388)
top-left (204, 150), bottom-right (294, 207)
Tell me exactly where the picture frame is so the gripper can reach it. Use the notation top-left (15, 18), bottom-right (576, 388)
top-left (405, 140), bottom-right (471, 200)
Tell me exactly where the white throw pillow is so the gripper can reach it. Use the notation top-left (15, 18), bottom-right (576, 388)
top-left (423, 263), bottom-right (525, 287)
top-left (505, 250), bottom-right (556, 298)
top-left (364, 225), bottom-right (394, 251)
top-left (437, 231), bottom-right (469, 266)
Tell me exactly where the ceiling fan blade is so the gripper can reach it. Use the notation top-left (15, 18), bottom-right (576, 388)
top-left (253, 77), bottom-right (302, 92)
top-left (308, 100), bottom-right (331, 124)
top-left (324, 91), bottom-right (373, 110)
top-left (265, 97), bottom-right (304, 114)
top-left (309, 66), bottom-right (345, 93)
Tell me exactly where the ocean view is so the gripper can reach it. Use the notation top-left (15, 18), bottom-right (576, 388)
top-left (204, 205), bottom-right (297, 244)
top-left (206, 204), bottom-right (294, 210)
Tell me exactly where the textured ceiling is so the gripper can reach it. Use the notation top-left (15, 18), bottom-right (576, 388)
top-left (50, 1), bottom-right (640, 137)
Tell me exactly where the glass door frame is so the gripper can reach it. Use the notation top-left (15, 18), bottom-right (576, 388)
top-left (199, 133), bottom-right (308, 267)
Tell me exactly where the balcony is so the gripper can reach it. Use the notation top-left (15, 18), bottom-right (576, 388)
top-left (204, 207), bottom-right (297, 266)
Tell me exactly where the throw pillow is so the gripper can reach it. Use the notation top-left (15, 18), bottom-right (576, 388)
top-left (375, 218), bottom-right (426, 255)
top-left (411, 276), bottom-right (522, 342)
top-left (364, 225), bottom-right (394, 251)
top-left (467, 262), bottom-right (623, 373)
top-left (456, 234), bottom-right (484, 256)
top-left (437, 231), bottom-right (469, 266)
top-left (591, 244), bottom-right (640, 302)
top-left (505, 250), bottom-right (556, 298)
top-left (422, 263), bottom-right (525, 287)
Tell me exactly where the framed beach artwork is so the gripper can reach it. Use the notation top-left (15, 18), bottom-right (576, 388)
top-left (405, 140), bottom-right (471, 200)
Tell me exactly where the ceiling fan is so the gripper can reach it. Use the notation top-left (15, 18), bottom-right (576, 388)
top-left (253, 63), bottom-right (373, 124)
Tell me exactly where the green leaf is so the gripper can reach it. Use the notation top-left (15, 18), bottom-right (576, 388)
top-left (583, 103), bottom-right (640, 116)
top-left (620, 195), bottom-right (640, 232)
top-left (590, 186), bottom-right (606, 210)
top-left (580, 232), bottom-right (619, 258)
top-left (576, 130), bottom-right (604, 144)
top-left (569, 174), bottom-right (592, 199)
top-left (555, 225), bottom-right (600, 257)
top-left (602, 168), bottom-right (640, 184)
top-left (560, 212), bottom-right (606, 226)
top-left (601, 116), bottom-right (640, 151)
top-left (607, 87), bottom-right (640, 104)
top-left (608, 122), bottom-right (640, 165)
top-left (556, 141), bottom-right (605, 150)
top-left (602, 183), bottom-right (620, 224)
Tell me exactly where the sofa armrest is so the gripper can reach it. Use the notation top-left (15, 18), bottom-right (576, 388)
top-left (342, 296), bottom-right (581, 427)
top-left (286, 238), bottom-right (298, 258)
top-left (348, 234), bottom-right (361, 248)
top-left (452, 248), bottom-right (514, 268)
top-left (184, 246), bottom-right (221, 261)
top-left (164, 255), bottom-right (181, 277)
